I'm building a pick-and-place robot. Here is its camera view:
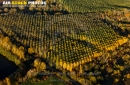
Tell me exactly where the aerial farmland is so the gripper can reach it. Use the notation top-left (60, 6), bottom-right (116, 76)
top-left (0, 0), bottom-right (130, 85)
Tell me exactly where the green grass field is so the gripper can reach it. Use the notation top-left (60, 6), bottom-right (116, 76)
top-left (21, 76), bottom-right (67, 85)
top-left (57, 0), bottom-right (130, 12)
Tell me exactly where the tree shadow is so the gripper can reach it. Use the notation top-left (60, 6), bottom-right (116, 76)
top-left (109, 4), bottom-right (130, 9)
top-left (101, 19), bottom-right (129, 36)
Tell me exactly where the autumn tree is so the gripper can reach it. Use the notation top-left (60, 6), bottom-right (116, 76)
top-left (79, 65), bottom-right (83, 75)
top-left (5, 77), bottom-right (11, 85)
top-left (2, 41), bottom-right (8, 49)
top-left (70, 71), bottom-right (77, 80)
top-left (0, 34), bottom-right (4, 47)
top-left (39, 62), bottom-right (46, 71)
top-left (19, 5), bottom-right (25, 10)
top-left (18, 50), bottom-right (25, 60)
top-left (4, 8), bottom-right (8, 12)
top-left (11, 44), bottom-right (18, 55)
top-left (34, 58), bottom-right (42, 67)
top-left (9, 8), bottom-right (17, 14)
top-left (34, 58), bottom-right (46, 71)
top-left (28, 47), bottom-right (34, 54)
top-left (19, 46), bottom-right (24, 51)
top-left (3, 36), bottom-right (10, 42)
top-left (6, 42), bottom-right (12, 51)
top-left (29, 4), bottom-right (36, 11)
top-left (0, 80), bottom-right (5, 85)
top-left (2, 36), bottom-right (11, 50)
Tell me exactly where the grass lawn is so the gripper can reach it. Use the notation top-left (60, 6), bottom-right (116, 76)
top-left (21, 76), bottom-right (67, 85)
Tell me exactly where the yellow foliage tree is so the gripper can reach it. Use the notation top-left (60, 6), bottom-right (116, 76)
top-left (59, 59), bottom-right (63, 67)
top-left (19, 50), bottom-right (25, 60)
top-left (39, 62), bottom-right (46, 71)
top-left (11, 44), bottom-right (17, 55)
top-left (43, 51), bottom-right (47, 58)
top-left (34, 58), bottom-right (42, 67)
top-left (4, 8), bottom-right (8, 12)
top-left (3, 36), bottom-right (10, 43)
top-left (2, 41), bottom-right (8, 49)
top-left (6, 42), bottom-right (12, 51)
top-left (63, 62), bottom-right (67, 69)
top-left (28, 47), bottom-right (34, 54)
top-left (19, 46), bottom-right (24, 51)
top-left (79, 65), bottom-right (83, 75)
top-left (5, 77), bottom-right (11, 85)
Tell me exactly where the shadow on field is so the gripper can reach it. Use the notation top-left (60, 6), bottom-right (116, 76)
top-left (101, 19), bottom-right (129, 36)
top-left (110, 4), bottom-right (130, 9)
top-left (0, 54), bottom-right (18, 80)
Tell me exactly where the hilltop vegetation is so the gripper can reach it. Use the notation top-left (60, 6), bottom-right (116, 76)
top-left (57, 0), bottom-right (130, 13)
